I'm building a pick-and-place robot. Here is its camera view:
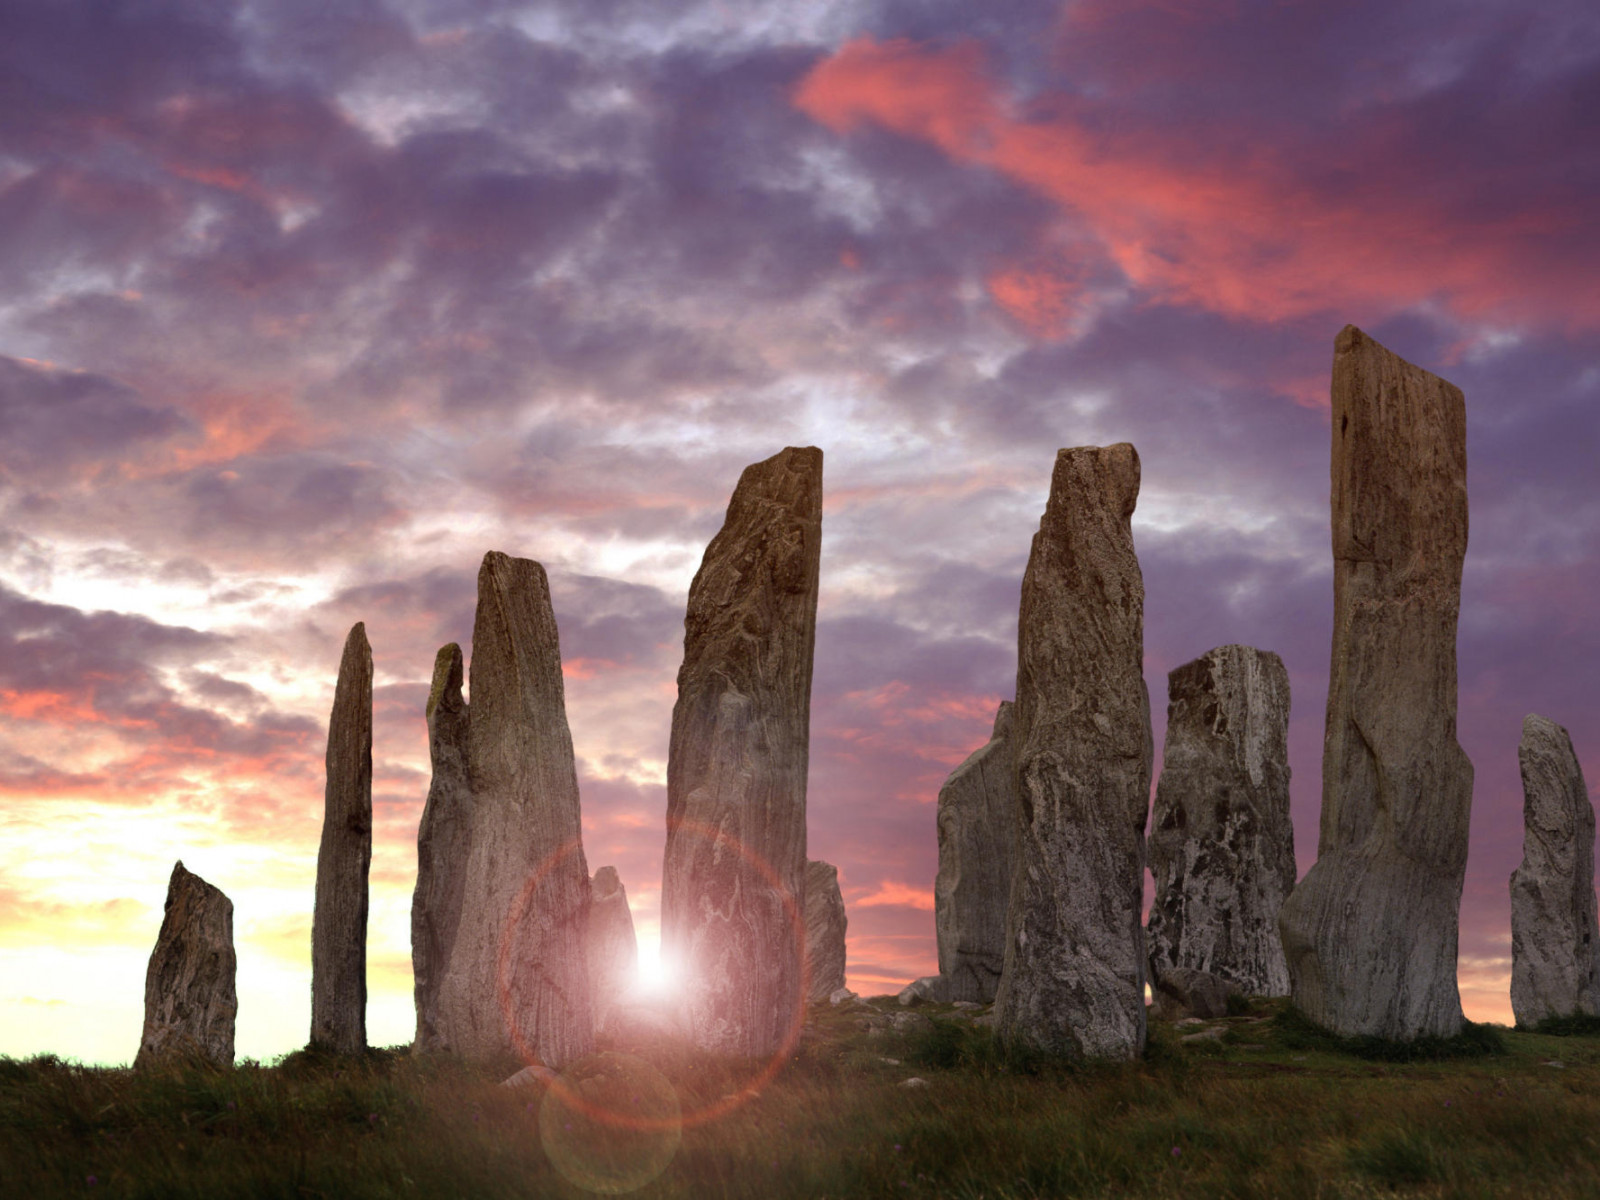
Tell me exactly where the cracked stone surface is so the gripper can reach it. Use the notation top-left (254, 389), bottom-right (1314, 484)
top-left (935, 701), bottom-right (1017, 1004)
top-left (311, 622), bottom-right (372, 1054)
top-left (661, 447), bottom-right (822, 1056)
top-left (1276, 325), bottom-right (1473, 1041)
top-left (804, 859), bottom-right (847, 1003)
top-left (136, 861), bottom-right (237, 1070)
top-left (1510, 714), bottom-right (1600, 1026)
top-left (994, 443), bottom-right (1153, 1060)
top-left (1147, 645), bottom-right (1295, 999)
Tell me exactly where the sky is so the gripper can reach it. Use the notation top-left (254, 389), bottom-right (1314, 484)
top-left (0, 0), bottom-right (1596, 1066)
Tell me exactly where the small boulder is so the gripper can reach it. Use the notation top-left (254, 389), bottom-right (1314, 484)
top-left (897, 975), bottom-right (951, 1006)
top-left (829, 987), bottom-right (858, 1006)
top-left (1150, 967), bottom-right (1240, 1021)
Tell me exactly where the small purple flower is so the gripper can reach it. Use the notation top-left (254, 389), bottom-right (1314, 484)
top-left (893, 1144), bottom-right (902, 1152)
top-left (86, 1177), bottom-right (97, 1187)
top-left (1171, 1146), bottom-right (1181, 1158)
top-left (368, 1113), bottom-right (378, 1123)
top-left (227, 1101), bottom-right (236, 1110)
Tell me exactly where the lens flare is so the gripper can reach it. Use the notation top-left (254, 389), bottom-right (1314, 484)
top-left (539, 1052), bottom-right (682, 1194)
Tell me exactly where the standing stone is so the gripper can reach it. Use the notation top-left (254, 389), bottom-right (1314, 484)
top-left (994, 443), bottom-right (1153, 1059)
top-left (135, 861), bottom-right (237, 1070)
top-left (1277, 325), bottom-right (1473, 1041)
top-left (661, 447), bottom-right (823, 1056)
top-left (934, 701), bottom-right (1018, 1003)
top-left (804, 859), bottom-right (847, 1003)
top-left (433, 552), bottom-right (593, 1067)
top-left (311, 622), bottom-right (372, 1054)
top-left (1509, 714), bottom-right (1600, 1026)
top-left (588, 866), bottom-right (640, 1027)
top-left (411, 643), bottom-right (473, 1052)
top-left (1147, 645), bottom-right (1295, 998)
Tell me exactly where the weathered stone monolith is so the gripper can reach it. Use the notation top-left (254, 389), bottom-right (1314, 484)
top-left (1147, 645), bottom-right (1295, 998)
top-left (804, 859), bottom-right (847, 1002)
top-left (589, 866), bottom-right (639, 1027)
top-left (411, 643), bottom-right (473, 1052)
top-left (994, 443), bottom-right (1153, 1059)
top-left (935, 701), bottom-right (1017, 1003)
top-left (1276, 325), bottom-right (1473, 1041)
top-left (661, 446), bottom-right (822, 1056)
top-left (1510, 714), bottom-right (1600, 1027)
top-left (135, 861), bottom-right (237, 1070)
top-left (311, 621), bottom-right (372, 1054)
top-left (433, 552), bottom-right (593, 1067)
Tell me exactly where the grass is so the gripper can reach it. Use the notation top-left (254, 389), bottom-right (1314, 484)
top-left (4, 996), bottom-right (1600, 1198)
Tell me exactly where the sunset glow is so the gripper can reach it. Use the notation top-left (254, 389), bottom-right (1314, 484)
top-left (1, 0), bottom-right (1596, 1066)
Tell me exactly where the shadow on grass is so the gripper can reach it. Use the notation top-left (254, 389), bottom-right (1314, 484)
top-left (1270, 1005), bottom-right (1505, 1061)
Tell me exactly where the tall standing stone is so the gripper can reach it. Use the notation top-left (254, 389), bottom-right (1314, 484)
top-left (433, 552), bottom-right (594, 1067)
top-left (1276, 325), bottom-right (1473, 1041)
top-left (135, 861), bottom-right (237, 1070)
top-left (661, 447), bottom-right (822, 1056)
top-left (411, 643), bottom-right (473, 1052)
top-left (588, 866), bottom-right (639, 1027)
top-left (311, 622), bottom-right (372, 1054)
top-left (1147, 645), bottom-right (1295, 998)
top-left (1509, 714), bottom-right (1600, 1026)
top-left (995, 444), bottom-right (1153, 1059)
top-left (804, 859), bottom-right (847, 1002)
top-left (934, 701), bottom-right (1018, 1003)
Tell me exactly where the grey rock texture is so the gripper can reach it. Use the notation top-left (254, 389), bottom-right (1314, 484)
top-left (411, 643), bottom-right (473, 1052)
top-left (1147, 645), bottom-right (1295, 998)
top-left (935, 701), bottom-right (1018, 1003)
top-left (1150, 966), bottom-right (1240, 1022)
top-left (898, 976), bottom-right (951, 1006)
top-left (135, 861), bottom-right (237, 1070)
top-left (994, 443), bottom-right (1153, 1060)
top-left (1276, 325), bottom-right (1473, 1041)
top-left (433, 552), bottom-right (594, 1067)
top-left (589, 866), bottom-right (640, 1027)
top-left (661, 447), bottom-right (823, 1056)
top-left (1510, 714), bottom-right (1600, 1026)
top-left (803, 859), bottom-right (847, 1002)
top-left (311, 622), bottom-right (372, 1054)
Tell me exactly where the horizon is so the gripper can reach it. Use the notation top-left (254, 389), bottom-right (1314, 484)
top-left (1, 0), bottom-right (1596, 1067)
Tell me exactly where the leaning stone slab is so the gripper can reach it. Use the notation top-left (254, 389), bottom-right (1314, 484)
top-left (1510, 714), bottom-right (1600, 1026)
top-left (433, 552), bottom-right (593, 1068)
top-left (1276, 325), bottom-right (1473, 1041)
top-left (935, 701), bottom-right (1018, 1004)
top-left (661, 447), bottom-right (823, 1056)
top-left (411, 643), bottom-right (473, 1053)
top-left (589, 865), bottom-right (640, 1030)
top-left (1147, 645), bottom-right (1294, 998)
top-left (804, 859), bottom-right (848, 1003)
top-left (135, 861), bottom-right (237, 1070)
top-left (311, 622), bottom-right (372, 1054)
top-left (898, 975), bottom-right (951, 1006)
top-left (994, 443), bottom-right (1153, 1060)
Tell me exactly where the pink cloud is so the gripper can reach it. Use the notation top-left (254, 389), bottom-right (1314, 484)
top-left (795, 37), bottom-right (1599, 333)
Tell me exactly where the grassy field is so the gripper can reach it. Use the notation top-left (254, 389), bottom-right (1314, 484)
top-left (5, 997), bottom-right (1600, 1199)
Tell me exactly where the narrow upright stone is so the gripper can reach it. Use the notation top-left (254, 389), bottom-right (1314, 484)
top-left (433, 552), bottom-right (593, 1067)
top-left (1147, 645), bottom-right (1295, 998)
top-left (1276, 325), bottom-right (1473, 1041)
top-left (311, 622), bottom-right (372, 1054)
top-left (661, 447), bottom-right (823, 1055)
top-left (934, 701), bottom-right (1018, 1003)
top-left (136, 861), bottom-right (237, 1070)
top-left (588, 866), bottom-right (639, 1027)
top-left (411, 643), bottom-right (473, 1052)
top-left (995, 444), bottom-right (1153, 1059)
top-left (1510, 714), bottom-right (1600, 1027)
top-left (804, 859), bottom-right (848, 1002)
